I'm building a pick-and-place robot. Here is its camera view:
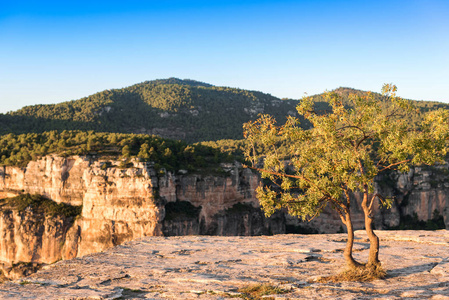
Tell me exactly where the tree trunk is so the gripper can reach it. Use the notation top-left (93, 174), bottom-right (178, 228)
top-left (342, 210), bottom-right (362, 269)
top-left (361, 191), bottom-right (380, 267)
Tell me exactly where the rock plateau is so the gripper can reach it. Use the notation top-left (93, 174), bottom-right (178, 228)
top-left (0, 155), bottom-right (448, 279)
top-left (0, 230), bottom-right (448, 299)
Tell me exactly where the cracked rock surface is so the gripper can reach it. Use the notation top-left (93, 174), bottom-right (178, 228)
top-left (1, 230), bottom-right (448, 299)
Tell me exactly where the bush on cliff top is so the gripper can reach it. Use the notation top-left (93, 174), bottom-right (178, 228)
top-left (0, 131), bottom-right (239, 171)
top-left (0, 193), bottom-right (82, 218)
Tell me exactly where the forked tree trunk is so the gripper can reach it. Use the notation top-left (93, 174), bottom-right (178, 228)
top-left (361, 192), bottom-right (380, 267)
top-left (342, 210), bottom-right (362, 269)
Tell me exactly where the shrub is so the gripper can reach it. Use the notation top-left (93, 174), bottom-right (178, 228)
top-left (237, 284), bottom-right (289, 299)
top-left (0, 193), bottom-right (82, 218)
top-left (319, 264), bottom-right (386, 282)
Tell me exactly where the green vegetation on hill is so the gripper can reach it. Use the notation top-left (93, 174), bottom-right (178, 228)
top-left (2, 79), bottom-right (446, 143)
top-left (0, 131), bottom-right (237, 172)
top-left (1, 79), bottom-right (448, 174)
top-left (198, 139), bottom-right (246, 159)
top-left (1, 78), bottom-right (299, 142)
top-left (314, 87), bottom-right (449, 126)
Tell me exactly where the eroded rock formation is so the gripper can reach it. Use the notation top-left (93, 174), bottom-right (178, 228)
top-left (290, 165), bottom-right (449, 233)
top-left (0, 155), bottom-right (448, 279)
top-left (0, 155), bottom-right (282, 276)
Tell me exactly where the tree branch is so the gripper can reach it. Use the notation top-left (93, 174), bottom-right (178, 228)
top-left (306, 200), bottom-right (328, 222)
top-left (356, 134), bottom-right (370, 149)
top-left (336, 125), bottom-right (365, 134)
top-left (368, 193), bottom-right (386, 216)
top-left (343, 188), bottom-right (351, 208)
top-left (378, 159), bottom-right (412, 172)
top-left (245, 164), bottom-right (310, 182)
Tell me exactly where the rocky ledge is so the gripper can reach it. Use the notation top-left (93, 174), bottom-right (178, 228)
top-left (0, 230), bottom-right (448, 299)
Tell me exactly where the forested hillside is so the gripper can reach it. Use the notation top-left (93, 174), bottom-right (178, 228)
top-left (0, 78), bottom-right (299, 142)
top-left (1, 79), bottom-right (447, 144)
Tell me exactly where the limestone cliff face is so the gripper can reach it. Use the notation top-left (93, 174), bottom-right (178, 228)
top-left (1, 155), bottom-right (448, 274)
top-left (394, 166), bottom-right (449, 224)
top-left (158, 165), bottom-right (282, 236)
top-left (0, 156), bottom-right (163, 268)
top-left (0, 155), bottom-right (281, 272)
top-left (0, 156), bottom-right (88, 206)
top-left (0, 209), bottom-right (76, 265)
top-left (295, 165), bottom-right (449, 233)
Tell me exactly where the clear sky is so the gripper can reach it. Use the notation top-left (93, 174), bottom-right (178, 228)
top-left (1, 0), bottom-right (448, 113)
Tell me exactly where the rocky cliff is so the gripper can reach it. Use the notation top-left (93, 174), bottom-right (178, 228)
top-left (0, 155), bottom-right (448, 279)
top-left (297, 165), bottom-right (449, 233)
top-left (0, 155), bottom-right (283, 278)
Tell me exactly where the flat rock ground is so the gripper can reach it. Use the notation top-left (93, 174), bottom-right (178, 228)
top-left (1, 230), bottom-right (448, 300)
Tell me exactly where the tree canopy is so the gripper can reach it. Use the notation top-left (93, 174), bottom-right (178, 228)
top-left (0, 130), bottom-right (237, 173)
top-left (243, 84), bottom-right (449, 276)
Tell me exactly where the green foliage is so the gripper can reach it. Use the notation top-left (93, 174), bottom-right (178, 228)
top-left (243, 85), bottom-right (449, 221)
top-left (121, 145), bottom-right (131, 158)
top-left (0, 131), bottom-right (237, 172)
top-left (198, 139), bottom-right (247, 161)
top-left (0, 78), bottom-right (299, 143)
top-left (1, 80), bottom-right (449, 144)
top-left (0, 194), bottom-right (82, 218)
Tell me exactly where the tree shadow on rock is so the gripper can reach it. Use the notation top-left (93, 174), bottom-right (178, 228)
top-left (386, 260), bottom-right (448, 278)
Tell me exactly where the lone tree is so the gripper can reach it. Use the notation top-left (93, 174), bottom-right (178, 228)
top-left (243, 85), bottom-right (449, 276)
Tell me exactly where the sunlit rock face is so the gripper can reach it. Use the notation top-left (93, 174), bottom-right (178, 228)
top-left (375, 165), bottom-right (449, 230)
top-left (0, 156), bottom-right (88, 206)
top-left (0, 155), bottom-right (448, 279)
top-left (0, 155), bottom-right (283, 274)
top-left (0, 156), bottom-right (164, 262)
top-left (0, 209), bottom-right (76, 265)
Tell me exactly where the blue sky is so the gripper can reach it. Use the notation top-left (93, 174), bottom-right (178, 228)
top-left (0, 0), bottom-right (448, 113)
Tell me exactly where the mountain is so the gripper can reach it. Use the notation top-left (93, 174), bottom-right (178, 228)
top-left (0, 78), bottom-right (299, 142)
top-left (2, 79), bottom-right (448, 143)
